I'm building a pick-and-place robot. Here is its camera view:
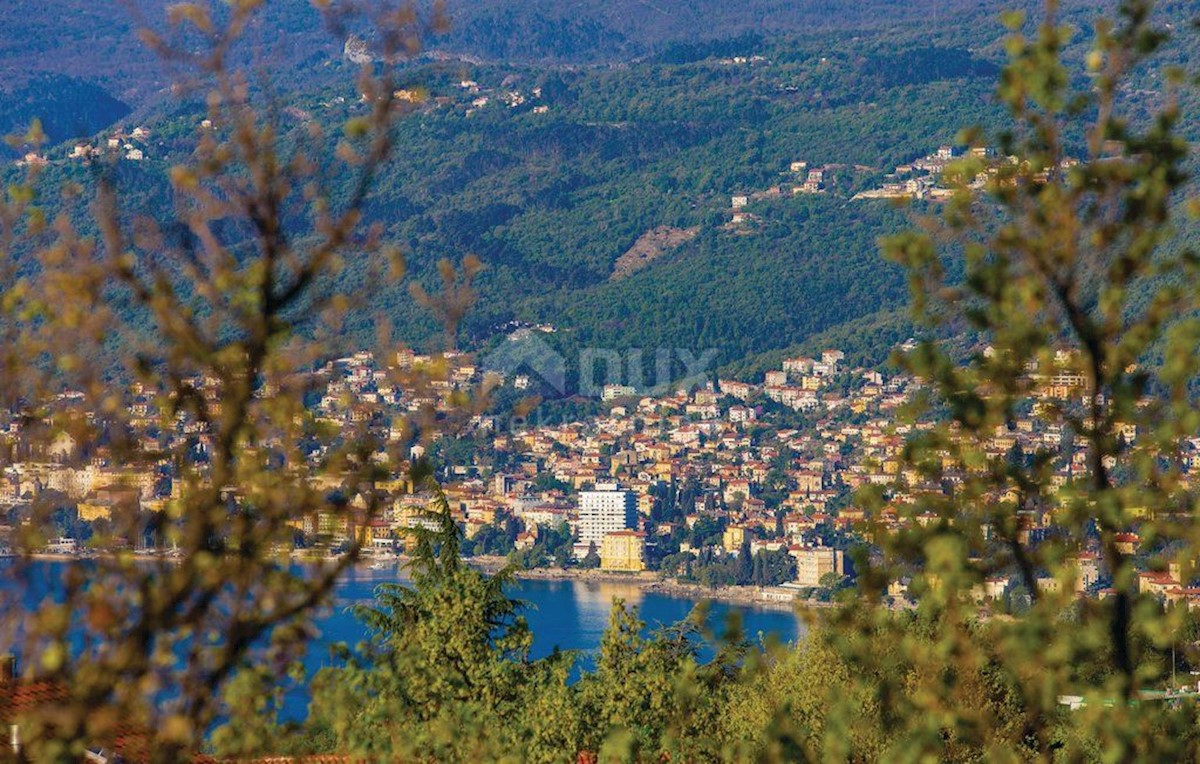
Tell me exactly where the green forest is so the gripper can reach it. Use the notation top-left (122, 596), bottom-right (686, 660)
top-left (4, 0), bottom-right (1199, 389)
top-left (5, 26), bottom-right (1014, 383)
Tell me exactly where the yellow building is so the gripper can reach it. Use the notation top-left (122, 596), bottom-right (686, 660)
top-left (377, 476), bottom-right (415, 494)
top-left (316, 510), bottom-right (350, 539)
top-left (77, 501), bottom-right (112, 523)
top-left (637, 492), bottom-right (655, 516)
top-left (723, 524), bottom-right (747, 553)
top-left (600, 530), bottom-right (647, 572)
top-left (286, 512), bottom-right (316, 536)
top-left (354, 521), bottom-right (392, 547)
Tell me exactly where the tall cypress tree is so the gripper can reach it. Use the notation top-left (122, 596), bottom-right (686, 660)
top-left (735, 538), bottom-right (753, 585)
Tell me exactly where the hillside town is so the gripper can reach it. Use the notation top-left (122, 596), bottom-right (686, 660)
top-left (0, 337), bottom-right (1185, 611)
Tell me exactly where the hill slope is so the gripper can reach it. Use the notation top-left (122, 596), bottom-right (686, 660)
top-left (5, 0), bottom-right (1196, 393)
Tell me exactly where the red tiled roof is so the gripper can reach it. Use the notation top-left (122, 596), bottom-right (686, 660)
top-left (1139, 571), bottom-right (1178, 584)
top-left (0, 679), bottom-right (162, 763)
top-left (0, 679), bottom-right (68, 720)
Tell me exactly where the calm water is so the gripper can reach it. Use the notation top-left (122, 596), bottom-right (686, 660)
top-left (323, 565), bottom-right (803, 657)
top-left (1, 561), bottom-right (804, 721)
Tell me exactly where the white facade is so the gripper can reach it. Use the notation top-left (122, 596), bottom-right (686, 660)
top-left (602, 384), bottom-right (638, 401)
top-left (574, 485), bottom-right (636, 557)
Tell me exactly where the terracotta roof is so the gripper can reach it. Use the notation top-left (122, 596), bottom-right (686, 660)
top-left (1140, 571), bottom-right (1179, 584)
top-left (0, 678), bottom-right (160, 763)
top-left (0, 679), bottom-right (68, 720)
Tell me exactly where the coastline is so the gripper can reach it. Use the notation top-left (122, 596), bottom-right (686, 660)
top-left (468, 555), bottom-right (808, 613)
top-left (16, 552), bottom-right (814, 614)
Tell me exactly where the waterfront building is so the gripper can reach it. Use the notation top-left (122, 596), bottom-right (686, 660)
top-left (575, 483), bottom-right (636, 558)
top-left (791, 545), bottom-right (847, 587)
top-left (600, 530), bottom-right (647, 572)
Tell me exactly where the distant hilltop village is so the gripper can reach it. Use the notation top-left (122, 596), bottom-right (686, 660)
top-left (12, 69), bottom-right (557, 169)
top-left (726, 144), bottom-right (1083, 230)
top-left (0, 339), bottom-right (1182, 608)
top-left (17, 126), bottom-right (154, 167)
top-left (852, 144), bottom-right (989, 201)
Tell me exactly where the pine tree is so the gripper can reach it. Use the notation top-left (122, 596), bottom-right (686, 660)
top-left (581, 541), bottom-right (601, 569)
top-left (735, 539), bottom-right (754, 585)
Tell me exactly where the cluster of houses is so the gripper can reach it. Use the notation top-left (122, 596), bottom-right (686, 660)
top-left (727, 159), bottom-right (840, 227)
top-left (853, 144), bottom-right (1084, 202)
top-left (72, 126), bottom-right (152, 162)
top-left (456, 77), bottom-right (549, 117)
top-left (789, 161), bottom-right (826, 194)
top-left (853, 145), bottom-right (983, 200)
top-left (16, 126), bottom-right (153, 168)
top-left (730, 145), bottom-right (1020, 228)
top-left (0, 338), bottom-right (1194, 607)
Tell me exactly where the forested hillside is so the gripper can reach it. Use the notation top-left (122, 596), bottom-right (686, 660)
top-left (4, 0), bottom-right (1196, 392)
top-left (0, 76), bottom-right (131, 157)
top-left (312, 29), bottom-right (1011, 371)
top-left (0, 0), bottom-right (1130, 108)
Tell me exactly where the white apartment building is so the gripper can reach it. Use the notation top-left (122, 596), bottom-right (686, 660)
top-left (574, 483), bottom-right (637, 557)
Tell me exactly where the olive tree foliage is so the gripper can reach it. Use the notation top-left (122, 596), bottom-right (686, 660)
top-left (0, 0), bottom-right (465, 760)
top-left (717, 631), bottom-right (888, 761)
top-left (827, 0), bottom-right (1200, 759)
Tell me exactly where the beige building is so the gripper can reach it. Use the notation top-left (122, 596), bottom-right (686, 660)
top-left (600, 530), bottom-right (647, 572)
top-left (791, 545), bottom-right (846, 587)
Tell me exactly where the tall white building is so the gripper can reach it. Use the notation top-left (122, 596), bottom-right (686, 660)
top-left (574, 483), bottom-right (637, 557)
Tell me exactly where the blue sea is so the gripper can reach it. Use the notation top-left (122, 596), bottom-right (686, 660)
top-left (1, 561), bottom-right (804, 721)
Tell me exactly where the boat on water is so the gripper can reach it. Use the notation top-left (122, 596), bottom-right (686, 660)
top-left (45, 537), bottom-right (79, 555)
